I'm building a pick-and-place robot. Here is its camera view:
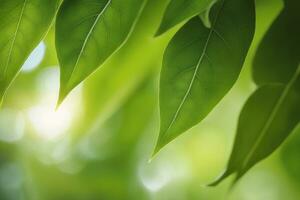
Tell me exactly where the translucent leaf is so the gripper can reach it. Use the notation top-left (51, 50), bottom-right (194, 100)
top-left (55, 0), bottom-right (146, 106)
top-left (155, 0), bottom-right (255, 154)
top-left (0, 0), bottom-right (61, 104)
top-left (210, 67), bottom-right (300, 186)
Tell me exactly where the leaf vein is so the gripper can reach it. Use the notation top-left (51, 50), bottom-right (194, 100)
top-left (242, 64), bottom-right (300, 169)
top-left (162, 0), bottom-right (226, 138)
top-left (3, 0), bottom-right (27, 77)
top-left (67, 0), bottom-right (112, 88)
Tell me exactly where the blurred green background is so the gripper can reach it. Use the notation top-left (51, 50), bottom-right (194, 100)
top-left (1, 0), bottom-right (300, 199)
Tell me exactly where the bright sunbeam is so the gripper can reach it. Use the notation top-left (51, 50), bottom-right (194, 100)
top-left (27, 104), bottom-right (72, 140)
top-left (26, 67), bottom-right (82, 140)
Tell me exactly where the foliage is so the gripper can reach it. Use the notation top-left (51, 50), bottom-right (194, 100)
top-left (156, 0), bottom-right (255, 155)
top-left (0, 0), bottom-right (299, 197)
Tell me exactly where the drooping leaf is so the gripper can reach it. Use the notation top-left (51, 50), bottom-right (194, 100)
top-left (210, 67), bottom-right (300, 186)
top-left (253, 0), bottom-right (300, 85)
top-left (209, 1), bottom-right (300, 185)
top-left (55, 0), bottom-right (146, 106)
top-left (156, 0), bottom-right (214, 36)
top-left (155, 0), bottom-right (255, 154)
top-left (280, 125), bottom-right (300, 182)
top-left (73, 0), bottom-right (173, 140)
top-left (0, 0), bottom-right (61, 104)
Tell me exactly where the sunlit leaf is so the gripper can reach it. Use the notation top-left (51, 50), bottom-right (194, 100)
top-left (56, 0), bottom-right (146, 106)
top-left (210, 68), bottom-right (300, 186)
top-left (253, 0), bottom-right (300, 85)
top-left (0, 0), bottom-right (61, 104)
top-left (155, 0), bottom-right (255, 154)
top-left (74, 0), bottom-right (173, 140)
top-left (156, 0), bottom-right (214, 36)
top-left (210, 1), bottom-right (300, 185)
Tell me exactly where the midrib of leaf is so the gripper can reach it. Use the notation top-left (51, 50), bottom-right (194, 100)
top-left (241, 64), bottom-right (300, 170)
top-left (162, 0), bottom-right (226, 139)
top-left (66, 0), bottom-right (112, 89)
top-left (3, 0), bottom-right (27, 78)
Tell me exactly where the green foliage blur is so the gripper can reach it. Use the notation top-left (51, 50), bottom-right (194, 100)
top-left (0, 0), bottom-right (299, 199)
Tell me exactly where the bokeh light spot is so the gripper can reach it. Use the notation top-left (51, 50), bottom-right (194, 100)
top-left (21, 41), bottom-right (46, 72)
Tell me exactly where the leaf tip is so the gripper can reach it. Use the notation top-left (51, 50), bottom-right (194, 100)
top-left (207, 170), bottom-right (232, 187)
top-left (0, 96), bottom-right (3, 108)
top-left (55, 98), bottom-right (63, 111)
top-left (149, 134), bottom-right (168, 161)
top-left (55, 87), bottom-right (68, 110)
top-left (207, 179), bottom-right (223, 187)
top-left (0, 87), bottom-right (6, 108)
top-left (149, 145), bottom-right (161, 162)
top-left (154, 24), bottom-right (167, 37)
top-left (154, 29), bottom-right (163, 37)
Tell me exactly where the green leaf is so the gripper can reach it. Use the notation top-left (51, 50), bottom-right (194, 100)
top-left (155, 0), bottom-right (255, 154)
top-left (0, 0), bottom-right (61, 104)
top-left (253, 0), bottom-right (300, 85)
top-left (280, 125), bottom-right (300, 182)
top-left (209, 66), bottom-right (300, 186)
top-left (55, 0), bottom-right (146, 106)
top-left (156, 0), bottom-right (214, 36)
top-left (72, 0), bottom-right (173, 141)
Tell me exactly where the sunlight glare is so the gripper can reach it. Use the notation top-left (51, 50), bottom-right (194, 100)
top-left (27, 104), bottom-right (72, 140)
top-left (27, 67), bottom-right (82, 140)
